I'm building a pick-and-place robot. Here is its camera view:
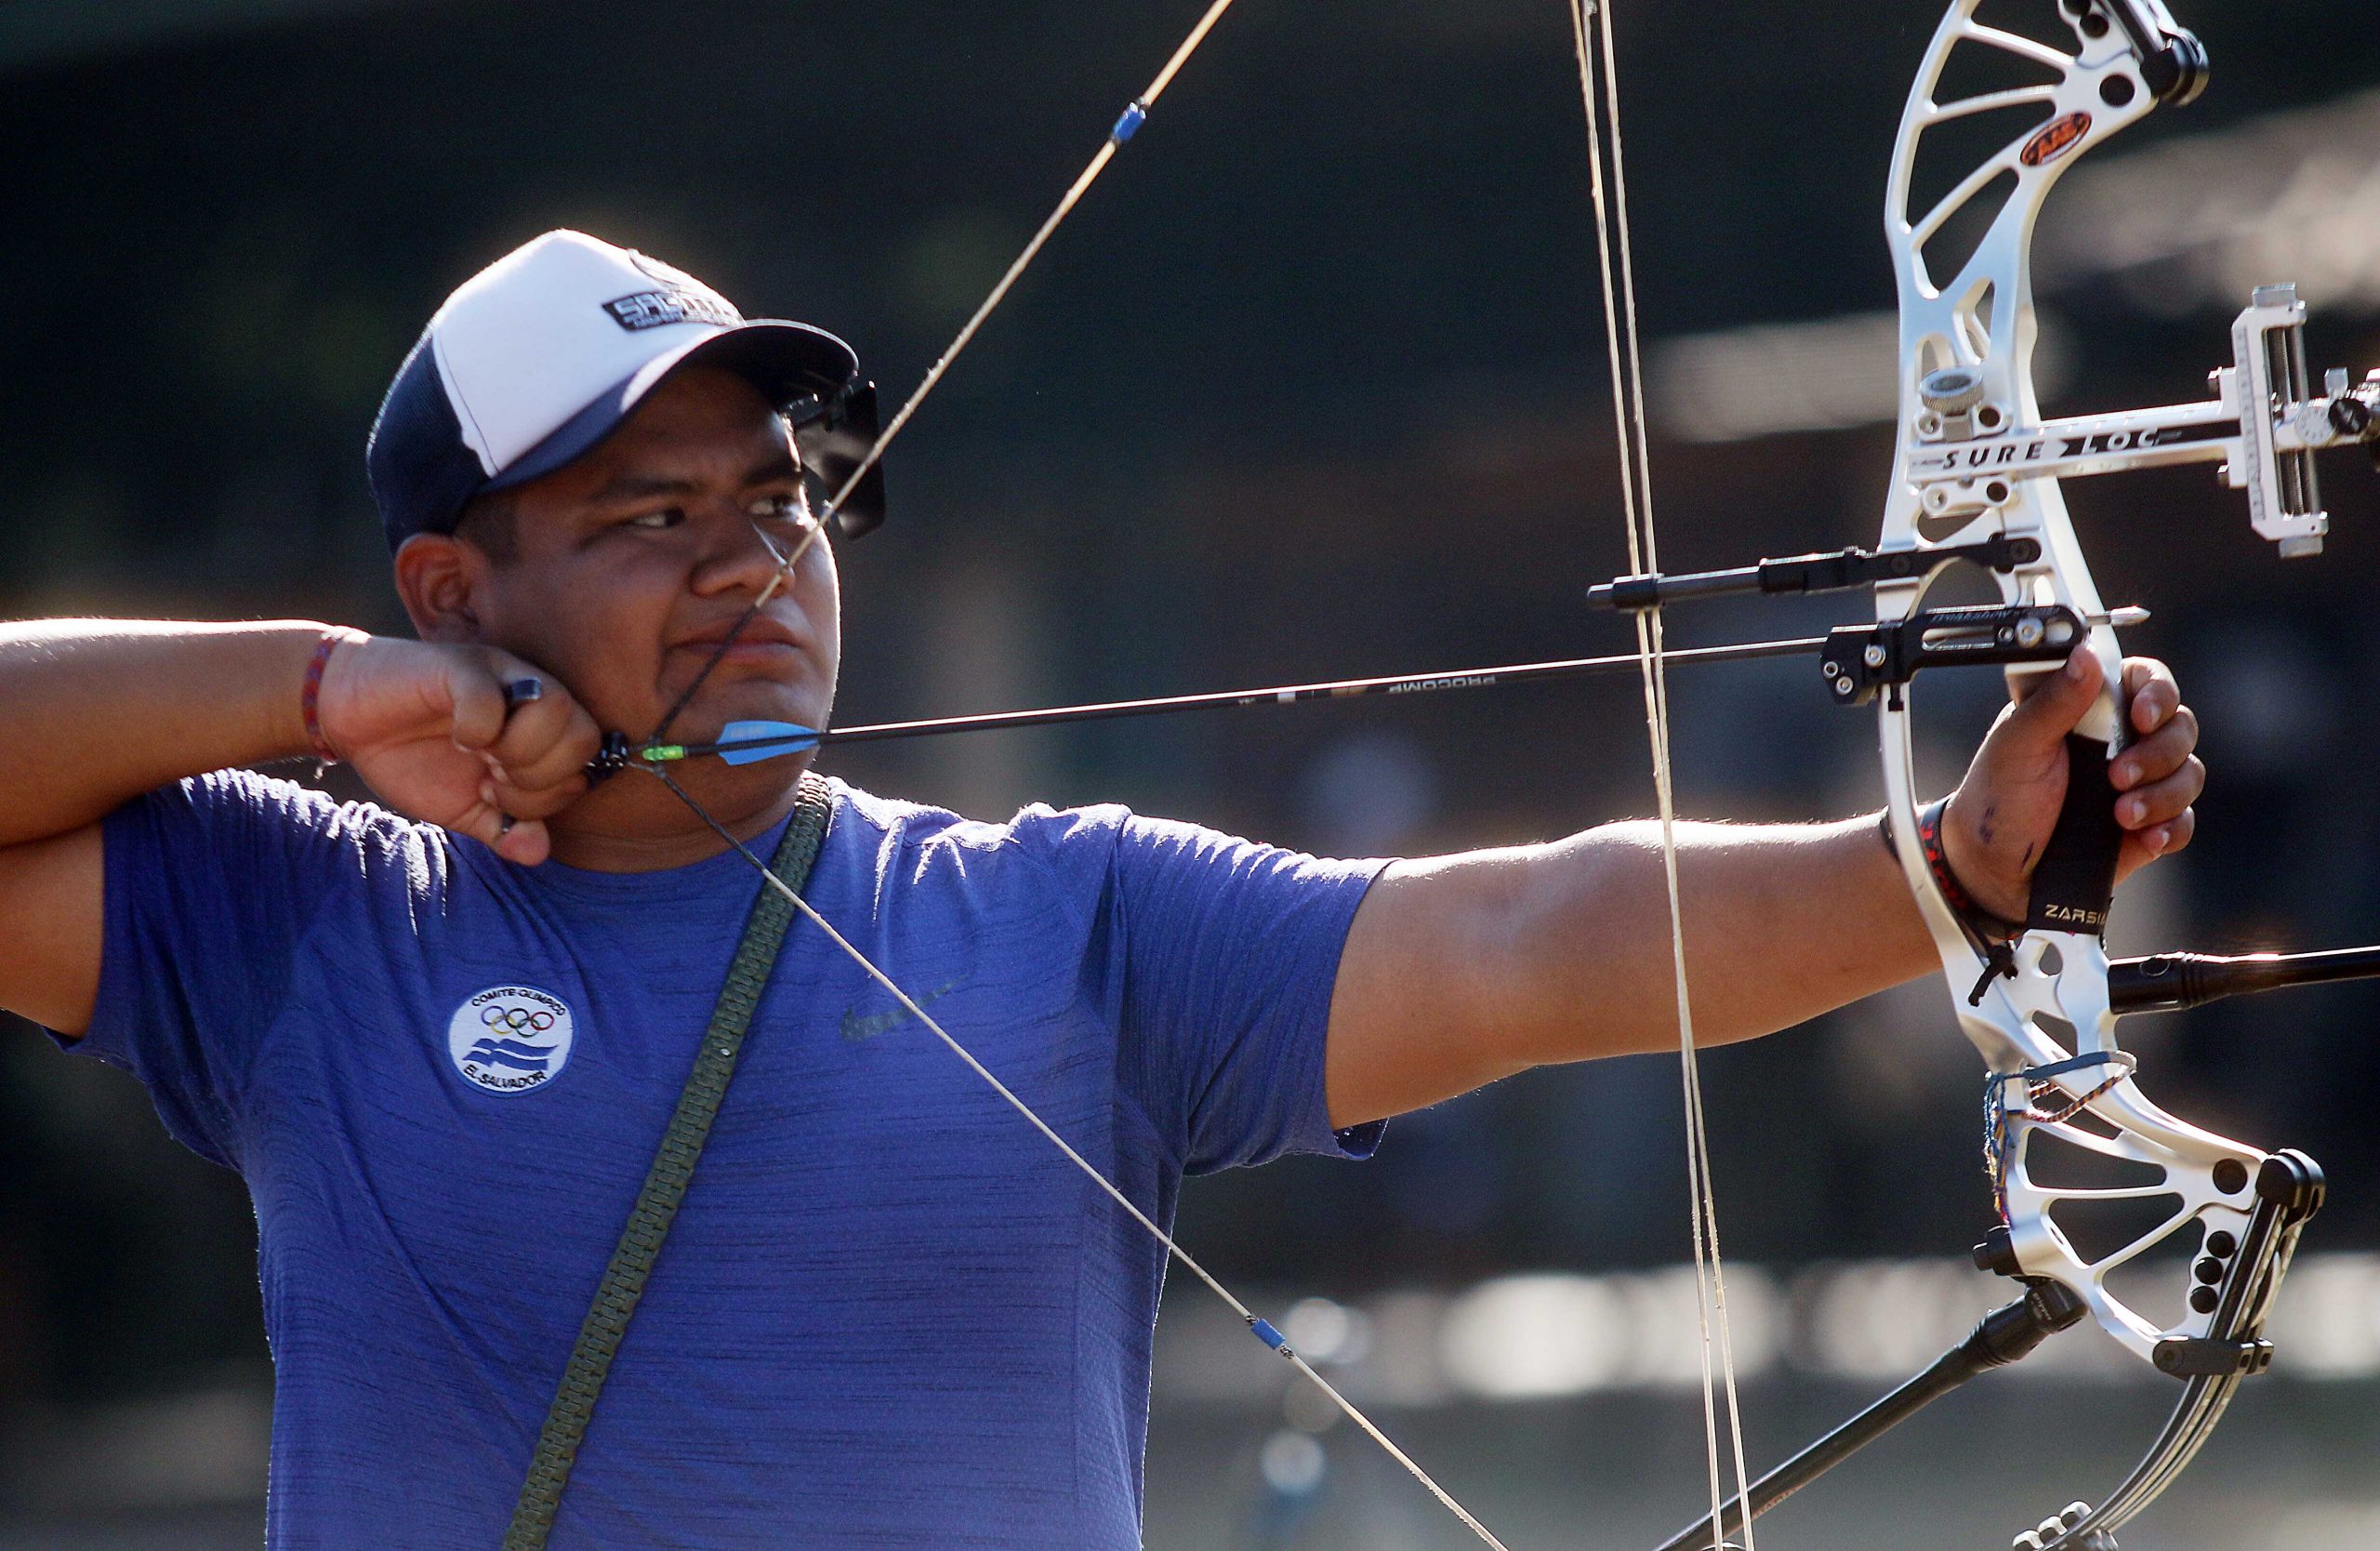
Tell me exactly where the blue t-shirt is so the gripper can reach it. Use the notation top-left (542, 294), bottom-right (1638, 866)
top-left (58, 771), bottom-right (1385, 1548)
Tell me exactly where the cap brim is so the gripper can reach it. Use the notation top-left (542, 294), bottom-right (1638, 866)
top-left (483, 319), bottom-right (860, 494)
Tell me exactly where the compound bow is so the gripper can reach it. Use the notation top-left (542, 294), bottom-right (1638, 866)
top-left (1599, 3), bottom-right (2379, 1547)
top-left (604, 0), bottom-right (2380, 1547)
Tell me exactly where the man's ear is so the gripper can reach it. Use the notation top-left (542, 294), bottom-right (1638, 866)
top-left (392, 534), bottom-right (488, 643)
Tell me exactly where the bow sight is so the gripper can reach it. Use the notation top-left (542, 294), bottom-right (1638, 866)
top-left (1906, 286), bottom-right (2380, 556)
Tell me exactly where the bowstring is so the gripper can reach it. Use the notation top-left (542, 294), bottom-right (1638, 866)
top-left (641, 764), bottom-right (1513, 1549)
top-left (807, 0), bottom-right (1242, 539)
top-left (646, 0), bottom-right (1244, 757)
top-left (629, 1), bottom-right (1514, 1540)
top-left (1570, 3), bottom-right (1760, 1546)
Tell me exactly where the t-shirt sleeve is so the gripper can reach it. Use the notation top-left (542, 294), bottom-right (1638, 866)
top-left (1097, 812), bottom-right (1389, 1174)
top-left (48, 769), bottom-right (367, 1169)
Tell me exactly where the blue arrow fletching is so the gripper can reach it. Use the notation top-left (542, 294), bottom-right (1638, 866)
top-left (717, 720), bottom-right (824, 764)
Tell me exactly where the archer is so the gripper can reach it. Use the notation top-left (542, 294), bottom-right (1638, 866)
top-left (0, 230), bottom-right (2204, 1547)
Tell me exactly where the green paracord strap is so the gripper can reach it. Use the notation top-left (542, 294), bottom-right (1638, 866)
top-left (503, 774), bottom-right (837, 1550)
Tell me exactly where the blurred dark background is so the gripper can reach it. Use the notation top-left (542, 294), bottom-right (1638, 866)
top-left (3, 0), bottom-right (2378, 1544)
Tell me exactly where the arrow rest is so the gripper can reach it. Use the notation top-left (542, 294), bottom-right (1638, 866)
top-left (1818, 603), bottom-right (2088, 707)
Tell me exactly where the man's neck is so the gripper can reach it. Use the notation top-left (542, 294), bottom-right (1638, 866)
top-left (541, 760), bottom-right (813, 872)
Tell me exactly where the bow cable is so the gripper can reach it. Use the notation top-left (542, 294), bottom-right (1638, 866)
top-left (1571, 3), bottom-right (1760, 1546)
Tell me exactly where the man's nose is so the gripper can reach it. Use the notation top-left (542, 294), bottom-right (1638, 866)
top-left (694, 506), bottom-right (794, 594)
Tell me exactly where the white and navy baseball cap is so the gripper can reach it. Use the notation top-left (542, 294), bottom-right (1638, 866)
top-left (366, 229), bottom-right (883, 550)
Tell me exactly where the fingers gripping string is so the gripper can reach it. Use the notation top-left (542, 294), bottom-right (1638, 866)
top-left (641, 765), bottom-right (1511, 1549)
top-left (1572, 3), bottom-right (1760, 1545)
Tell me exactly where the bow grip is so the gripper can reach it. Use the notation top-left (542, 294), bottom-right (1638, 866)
top-left (2023, 723), bottom-right (2126, 937)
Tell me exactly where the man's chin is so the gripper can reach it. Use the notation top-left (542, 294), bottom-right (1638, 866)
top-left (656, 676), bottom-right (830, 747)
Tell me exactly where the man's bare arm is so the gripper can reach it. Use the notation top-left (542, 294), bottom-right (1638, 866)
top-left (0, 621), bottom-right (331, 848)
top-left (1324, 815), bottom-right (1929, 1125)
top-left (1324, 650), bottom-right (2204, 1128)
top-left (0, 619), bottom-right (598, 1035)
top-left (0, 622), bottom-right (334, 1034)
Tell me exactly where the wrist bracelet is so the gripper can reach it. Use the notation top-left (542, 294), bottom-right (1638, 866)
top-left (1916, 797), bottom-right (2023, 942)
top-left (302, 627), bottom-right (366, 768)
top-left (1881, 800), bottom-right (2022, 944)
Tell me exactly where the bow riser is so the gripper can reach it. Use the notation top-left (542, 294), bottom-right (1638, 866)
top-left (1599, 3), bottom-right (2360, 1543)
top-left (1879, 695), bottom-right (2271, 1367)
top-left (1881, 0), bottom-right (2155, 714)
top-left (1872, 7), bottom-right (2340, 1544)
top-left (1998, 1104), bottom-right (2260, 1359)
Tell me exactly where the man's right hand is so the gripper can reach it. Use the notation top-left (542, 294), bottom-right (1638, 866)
top-left (315, 636), bottom-right (602, 867)
top-left (0, 619), bottom-right (605, 1034)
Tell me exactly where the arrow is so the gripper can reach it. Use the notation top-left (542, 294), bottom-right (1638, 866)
top-left (628, 633), bottom-right (1839, 767)
top-left (623, 603), bottom-right (2149, 771)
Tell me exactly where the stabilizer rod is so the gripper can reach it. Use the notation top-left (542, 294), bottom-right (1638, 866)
top-left (2109, 945), bottom-right (2380, 1014)
top-left (1650, 1279), bottom-right (2086, 1551)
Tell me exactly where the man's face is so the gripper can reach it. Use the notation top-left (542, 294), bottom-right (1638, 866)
top-left (457, 365), bottom-right (841, 749)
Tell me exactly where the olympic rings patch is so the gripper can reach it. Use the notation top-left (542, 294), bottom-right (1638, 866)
top-left (481, 1005), bottom-right (558, 1035)
top-left (447, 985), bottom-right (576, 1095)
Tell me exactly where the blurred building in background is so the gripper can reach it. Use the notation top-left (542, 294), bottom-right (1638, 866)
top-left (1, 0), bottom-right (2377, 1545)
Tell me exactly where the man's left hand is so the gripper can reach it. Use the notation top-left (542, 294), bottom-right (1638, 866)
top-left (1939, 649), bottom-right (2203, 923)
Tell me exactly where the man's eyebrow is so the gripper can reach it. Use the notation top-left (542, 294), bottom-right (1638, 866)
top-left (585, 452), bottom-right (802, 506)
